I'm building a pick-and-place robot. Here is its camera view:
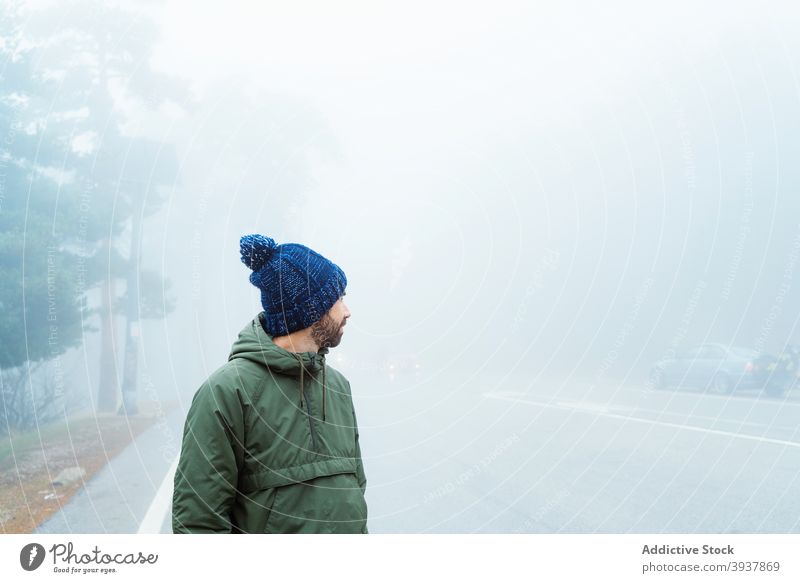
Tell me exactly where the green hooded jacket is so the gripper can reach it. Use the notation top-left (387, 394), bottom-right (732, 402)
top-left (172, 312), bottom-right (368, 534)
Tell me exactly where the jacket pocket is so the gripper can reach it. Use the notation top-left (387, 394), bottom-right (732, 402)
top-left (266, 473), bottom-right (367, 533)
top-left (239, 459), bottom-right (366, 533)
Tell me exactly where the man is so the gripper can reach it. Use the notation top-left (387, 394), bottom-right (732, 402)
top-left (172, 234), bottom-right (368, 533)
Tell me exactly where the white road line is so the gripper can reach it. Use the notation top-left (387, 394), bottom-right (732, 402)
top-left (484, 392), bottom-right (800, 450)
top-left (138, 458), bottom-right (178, 534)
top-left (643, 389), bottom-right (800, 407)
top-left (553, 398), bottom-right (797, 432)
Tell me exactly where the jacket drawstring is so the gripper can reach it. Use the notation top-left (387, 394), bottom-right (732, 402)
top-left (322, 359), bottom-right (327, 423)
top-left (299, 356), bottom-right (304, 408)
top-left (297, 353), bottom-right (326, 422)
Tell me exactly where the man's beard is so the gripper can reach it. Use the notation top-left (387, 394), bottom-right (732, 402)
top-left (310, 312), bottom-right (345, 349)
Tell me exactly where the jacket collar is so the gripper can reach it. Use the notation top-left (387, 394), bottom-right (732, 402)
top-left (228, 312), bottom-right (328, 375)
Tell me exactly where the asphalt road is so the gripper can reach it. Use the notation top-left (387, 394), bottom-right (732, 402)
top-left (34, 406), bottom-right (185, 534)
top-left (359, 370), bottom-right (800, 533)
top-left (32, 371), bottom-right (800, 534)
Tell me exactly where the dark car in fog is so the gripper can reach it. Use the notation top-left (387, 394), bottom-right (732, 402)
top-left (649, 343), bottom-right (786, 396)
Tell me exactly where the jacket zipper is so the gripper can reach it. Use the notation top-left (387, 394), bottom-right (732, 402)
top-left (302, 383), bottom-right (319, 451)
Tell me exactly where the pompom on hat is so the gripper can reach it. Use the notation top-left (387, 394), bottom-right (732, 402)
top-left (240, 234), bottom-right (347, 337)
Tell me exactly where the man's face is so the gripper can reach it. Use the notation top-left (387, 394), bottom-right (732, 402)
top-left (310, 294), bottom-right (350, 349)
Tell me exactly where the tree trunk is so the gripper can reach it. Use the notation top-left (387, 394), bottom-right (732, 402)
top-left (118, 203), bottom-right (142, 416)
top-left (96, 240), bottom-right (119, 413)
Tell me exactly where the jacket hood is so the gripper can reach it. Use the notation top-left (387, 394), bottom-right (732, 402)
top-left (229, 312), bottom-right (329, 375)
top-left (228, 312), bottom-right (331, 421)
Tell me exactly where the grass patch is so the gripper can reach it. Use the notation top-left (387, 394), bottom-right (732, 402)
top-left (0, 400), bottom-right (179, 533)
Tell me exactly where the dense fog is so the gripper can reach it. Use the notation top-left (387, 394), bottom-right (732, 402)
top-left (3, 0), bottom-right (800, 534)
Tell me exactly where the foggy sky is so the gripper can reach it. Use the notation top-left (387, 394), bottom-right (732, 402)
top-left (97, 0), bottom-right (800, 399)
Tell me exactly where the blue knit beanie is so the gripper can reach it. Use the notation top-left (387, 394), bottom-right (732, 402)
top-left (239, 234), bottom-right (347, 337)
